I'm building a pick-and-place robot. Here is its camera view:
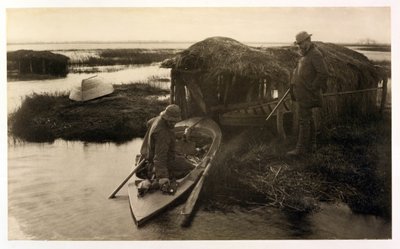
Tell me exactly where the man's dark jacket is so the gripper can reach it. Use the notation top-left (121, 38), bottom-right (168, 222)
top-left (291, 43), bottom-right (329, 108)
top-left (140, 116), bottom-right (175, 178)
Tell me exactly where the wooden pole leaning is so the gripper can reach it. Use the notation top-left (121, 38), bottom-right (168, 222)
top-left (108, 159), bottom-right (146, 199)
top-left (265, 87), bottom-right (291, 122)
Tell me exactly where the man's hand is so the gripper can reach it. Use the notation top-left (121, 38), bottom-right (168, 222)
top-left (183, 127), bottom-right (192, 141)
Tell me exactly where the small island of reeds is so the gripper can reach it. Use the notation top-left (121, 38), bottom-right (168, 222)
top-left (8, 83), bottom-right (170, 143)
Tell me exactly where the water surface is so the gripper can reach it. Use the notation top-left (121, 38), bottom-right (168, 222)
top-left (7, 63), bottom-right (170, 113)
top-left (8, 139), bottom-right (391, 240)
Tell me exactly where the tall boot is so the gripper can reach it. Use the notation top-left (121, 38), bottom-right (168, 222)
top-left (309, 120), bottom-right (317, 153)
top-left (287, 121), bottom-right (310, 157)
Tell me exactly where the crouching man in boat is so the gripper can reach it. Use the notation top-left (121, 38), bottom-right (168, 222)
top-left (287, 31), bottom-right (328, 157)
top-left (137, 104), bottom-right (194, 196)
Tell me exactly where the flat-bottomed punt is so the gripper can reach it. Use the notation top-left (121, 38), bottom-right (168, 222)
top-left (127, 117), bottom-right (222, 226)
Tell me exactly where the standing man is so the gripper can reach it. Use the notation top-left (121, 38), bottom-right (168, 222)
top-left (287, 31), bottom-right (328, 156)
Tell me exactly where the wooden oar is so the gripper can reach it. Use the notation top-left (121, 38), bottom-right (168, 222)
top-left (180, 158), bottom-right (212, 226)
top-left (108, 159), bottom-right (146, 199)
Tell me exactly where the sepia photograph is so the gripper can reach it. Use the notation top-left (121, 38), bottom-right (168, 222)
top-left (1, 0), bottom-right (399, 248)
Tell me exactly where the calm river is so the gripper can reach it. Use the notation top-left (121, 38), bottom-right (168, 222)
top-left (7, 48), bottom-right (392, 240)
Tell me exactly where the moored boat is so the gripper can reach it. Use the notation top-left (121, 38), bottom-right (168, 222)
top-left (127, 117), bottom-right (222, 226)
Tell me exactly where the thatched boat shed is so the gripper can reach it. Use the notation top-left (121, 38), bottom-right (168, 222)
top-left (162, 37), bottom-right (387, 136)
top-left (7, 50), bottom-right (69, 77)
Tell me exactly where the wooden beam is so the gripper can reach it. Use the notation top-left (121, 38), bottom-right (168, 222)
top-left (323, 87), bottom-right (382, 97)
top-left (211, 98), bottom-right (279, 113)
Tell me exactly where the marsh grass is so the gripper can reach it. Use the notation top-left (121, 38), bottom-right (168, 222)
top-left (8, 83), bottom-right (170, 143)
top-left (69, 49), bottom-right (179, 67)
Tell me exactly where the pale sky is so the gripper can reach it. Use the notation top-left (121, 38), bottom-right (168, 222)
top-left (6, 7), bottom-right (391, 44)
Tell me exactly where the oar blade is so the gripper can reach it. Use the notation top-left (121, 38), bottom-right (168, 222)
top-left (108, 159), bottom-right (145, 199)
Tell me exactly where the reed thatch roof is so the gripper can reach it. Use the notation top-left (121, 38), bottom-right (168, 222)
top-left (163, 36), bottom-right (380, 91)
top-left (162, 37), bottom-right (293, 85)
top-left (8, 50), bottom-right (69, 62)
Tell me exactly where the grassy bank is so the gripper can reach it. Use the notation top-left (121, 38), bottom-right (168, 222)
top-left (8, 83), bottom-right (170, 143)
top-left (205, 112), bottom-right (391, 219)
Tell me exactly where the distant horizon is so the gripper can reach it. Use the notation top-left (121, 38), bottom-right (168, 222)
top-left (7, 39), bottom-right (391, 46)
top-left (7, 40), bottom-right (290, 45)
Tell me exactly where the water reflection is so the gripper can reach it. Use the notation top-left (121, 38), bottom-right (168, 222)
top-left (7, 63), bottom-right (170, 113)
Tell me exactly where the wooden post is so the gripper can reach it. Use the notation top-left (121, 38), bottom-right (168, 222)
top-left (380, 77), bottom-right (388, 113)
top-left (276, 85), bottom-right (287, 139)
top-left (170, 70), bottom-right (176, 104)
top-left (264, 79), bottom-right (268, 99)
top-left (171, 83), bottom-right (175, 104)
top-left (217, 75), bottom-right (221, 103)
top-left (175, 76), bottom-right (187, 119)
top-left (42, 59), bottom-right (46, 74)
top-left (258, 79), bottom-right (263, 99)
top-left (223, 75), bottom-right (230, 106)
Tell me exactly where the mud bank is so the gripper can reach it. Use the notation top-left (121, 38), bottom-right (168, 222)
top-left (205, 112), bottom-right (391, 220)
